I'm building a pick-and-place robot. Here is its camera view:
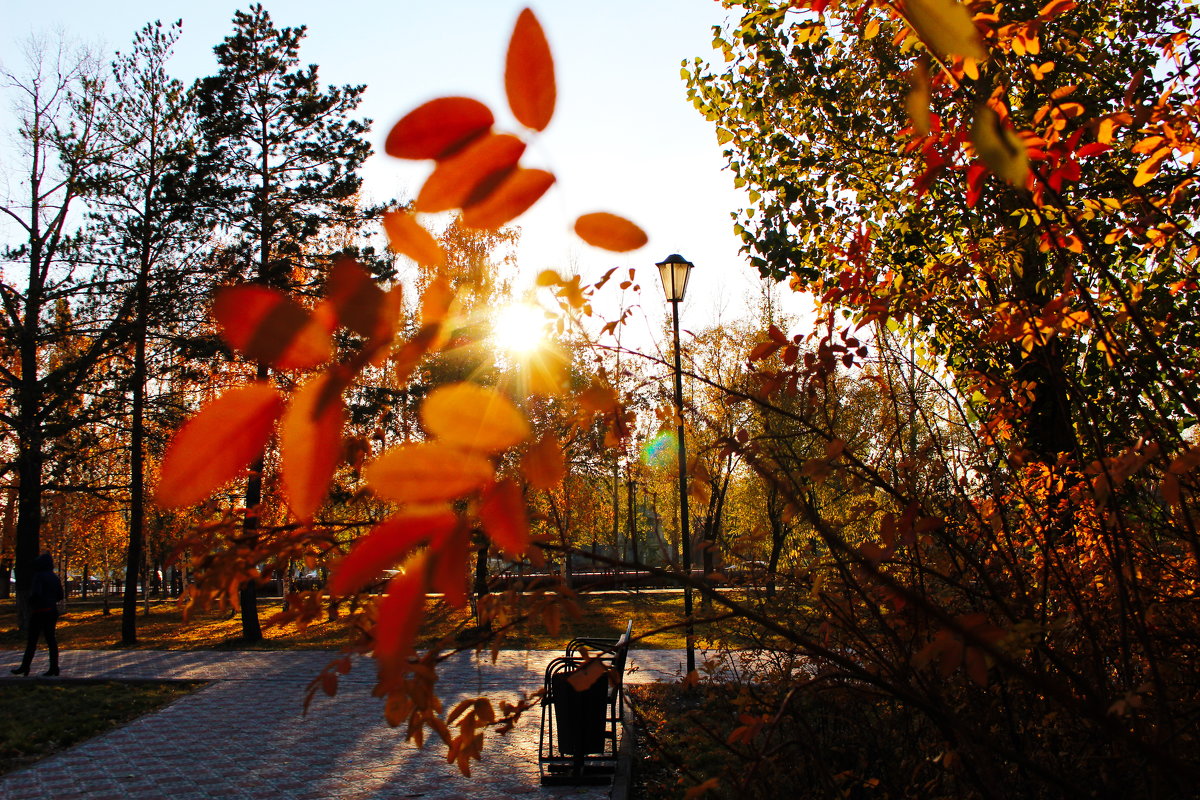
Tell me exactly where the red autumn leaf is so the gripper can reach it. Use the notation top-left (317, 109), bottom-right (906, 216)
top-left (430, 524), bottom-right (472, 608)
top-left (328, 512), bottom-right (456, 597)
top-left (213, 285), bottom-right (332, 370)
top-left (383, 210), bottom-right (445, 267)
top-left (324, 257), bottom-right (396, 340)
top-left (280, 373), bottom-right (345, 522)
top-left (364, 442), bottom-right (494, 504)
top-left (480, 479), bottom-right (529, 559)
top-left (421, 382), bottom-right (530, 453)
top-left (522, 434), bottom-right (566, 489)
top-left (573, 212), bottom-right (648, 252)
top-left (505, 9), bottom-right (556, 131)
top-left (748, 340), bottom-right (783, 361)
top-left (373, 551), bottom-right (428, 664)
top-left (385, 97), bottom-right (494, 160)
top-left (461, 167), bottom-right (555, 230)
top-left (156, 382), bottom-right (284, 507)
top-left (416, 133), bottom-right (527, 214)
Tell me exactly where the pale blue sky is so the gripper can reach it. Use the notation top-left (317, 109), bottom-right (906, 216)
top-left (3, 0), bottom-right (792, 339)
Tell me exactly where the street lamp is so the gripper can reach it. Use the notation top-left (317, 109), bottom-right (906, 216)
top-left (656, 254), bottom-right (695, 676)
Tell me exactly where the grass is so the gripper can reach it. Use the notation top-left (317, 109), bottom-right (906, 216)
top-left (0, 680), bottom-right (204, 775)
top-left (0, 589), bottom-right (710, 651)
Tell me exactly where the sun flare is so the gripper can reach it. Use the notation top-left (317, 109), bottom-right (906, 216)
top-left (492, 304), bottom-right (548, 356)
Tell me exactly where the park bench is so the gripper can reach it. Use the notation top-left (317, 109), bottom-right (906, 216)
top-left (538, 619), bottom-right (633, 786)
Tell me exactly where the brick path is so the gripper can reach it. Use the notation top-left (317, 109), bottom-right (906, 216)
top-left (0, 649), bottom-right (690, 800)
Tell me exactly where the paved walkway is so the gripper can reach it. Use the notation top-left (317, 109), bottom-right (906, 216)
top-left (0, 649), bottom-right (691, 800)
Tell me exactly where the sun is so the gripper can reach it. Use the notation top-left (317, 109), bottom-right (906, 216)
top-left (491, 303), bottom-right (548, 356)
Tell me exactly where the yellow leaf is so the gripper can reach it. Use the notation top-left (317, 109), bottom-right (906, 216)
top-left (421, 382), bottom-right (530, 453)
top-left (1134, 146), bottom-right (1171, 187)
top-left (905, 58), bottom-right (931, 136)
top-left (365, 442), bottom-right (494, 504)
top-left (971, 105), bottom-right (1029, 186)
top-left (906, 0), bottom-right (987, 61)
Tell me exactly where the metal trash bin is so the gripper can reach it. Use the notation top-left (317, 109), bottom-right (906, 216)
top-left (551, 670), bottom-right (609, 756)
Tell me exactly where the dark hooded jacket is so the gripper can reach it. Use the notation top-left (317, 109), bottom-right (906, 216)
top-left (29, 553), bottom-right (63, 612)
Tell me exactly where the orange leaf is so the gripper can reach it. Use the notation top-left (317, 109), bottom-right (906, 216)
top-left (328, 512), bottom-right (456, 597)
top-left (461, 167), bottom-right (555, 230)
top-left (526, 345), bottom-right (570, 396)
top-left (430, 524), bottom-right (472, 608)
top-left (574, 212), bottom-right (648, 252)
top-left (505, 9), bottom-right (556, 131)
top-left (480, 479), bottom-right (529, 559)
top-left (280, 373), bottom-right (345, 522)
top-left (325, 257), bottom-right (396, 341)
top-left (522, 434), bottom-right (565, 489)
top-left (383, 210), bottom-right (445, 267)
top-left (385, 97), bottom-right (494, 160)
top-left (416, 133), bottom-right (527, 213)
top-left (156, 382), bottom-right (284, 507)
top-left (213, 286), bottom-right (332, 370)
top-left (373, 551), bottom-right (428, 664)
top-left (365, 442), bottom-right (494, 504)
top-left (421, 382), bottom-right (530, 453)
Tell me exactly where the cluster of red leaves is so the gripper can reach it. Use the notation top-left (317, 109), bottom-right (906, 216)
top-left (153, 8), bottom-right (647, 775)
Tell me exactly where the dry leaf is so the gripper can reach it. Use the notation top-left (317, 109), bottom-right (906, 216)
top-left (574, 212), bottom-right (648, 252)
top-left (365, 442), bottom-right (494, 504)
top-left (213, 285), bottom-right (332, 370)
top-left (416, 133), bottom-right (527, 213)
top-left (906, 0), bottom-right (987, 61)
top-left (328, 512), bottom-right (456, 597)
top-left (383, 210), bottom-right (446, 267)
top-left (280, 373), bottom-right (345, 522)
top-left (385, 97), bottom-right (494, 160)
top-left (970, 105), bottom-right (1029, 186)
top-left (480, 479), bottom-right (530, 558)
top-left (421, 382), bottom-right (531, 453)
top-left (156, 382), bottom-right (284, 507)
top-left (522, 434), bottom-right (566, 489)
top-left (505, 9), bottom-right (556, 131)
top-left (461, 167), bottom-right (555, 230)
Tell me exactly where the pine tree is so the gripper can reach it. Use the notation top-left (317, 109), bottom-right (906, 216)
top-left (193, 5), bottom-right (371, 640)
top-left (86, 20), bottom-right (204, 644)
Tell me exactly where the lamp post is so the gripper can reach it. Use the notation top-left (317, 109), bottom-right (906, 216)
top-left (656, 253), bottom-right (696, 676)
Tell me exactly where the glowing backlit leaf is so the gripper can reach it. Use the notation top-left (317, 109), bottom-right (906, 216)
top-left (906, 59), bottom-right (932, 137)
top-left (1134, 147), bottom-right (1170, 187)
top-left (970, 105), bottom-right (1029, 186)
top-left (385, 97), bottom-right (494, 160)
top-left (574, 212), bottom-right (648, 252)
top-left (383, 210), bottom-right (445, 267)
top-left (505, 9), bottom-right (556, 131)
top-left (280, 373), bottom-right (345, 522)
top-left (365, 442), bottom-right (494, 504)
top-left (480, 479), bottom-right (530, 559)
top-left (156, 382), bottom-right (284, 507)
top-left (522, 434), bottom-right (566, 489)
top-left (430, 524), bottom-right (471, 608)
top-left (373, 551), bottom-right (428, 664)
top-left (421, 382), bottom-right (530, 453)
top-left (328, 512), bottom-right (456, 597)
top-left (213, 285), bottom-right (332, 370)
top-left (325, 257), bottom-right (396, 340)
top-left (461, 167), bottom-right (555, 230)
top-left (526, 345), bottom-right (569, 396)
top-left (905, 0), bottom-right (987, 61)
top-left (416, 133), bottom-right (527, 213)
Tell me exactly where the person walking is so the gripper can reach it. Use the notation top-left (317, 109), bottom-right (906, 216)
top-left (11, 552), bottom-right (63, 677)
